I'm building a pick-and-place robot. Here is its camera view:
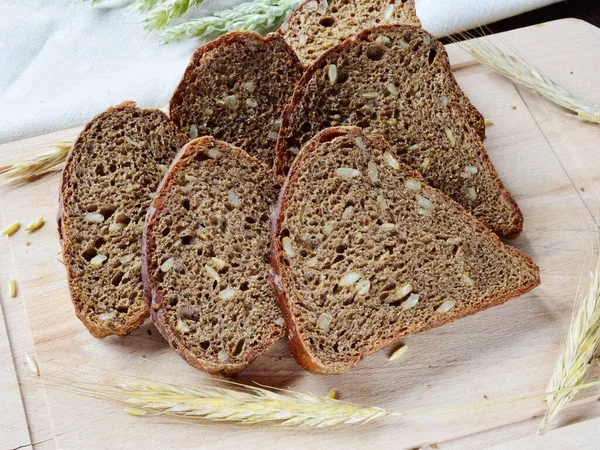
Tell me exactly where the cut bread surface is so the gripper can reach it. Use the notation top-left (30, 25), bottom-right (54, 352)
top-left (280, 0), bottom-right (421, 66)
top-left (275, 25), bottom-right (520, 237)
top-left (142, 137), bottom-right (284, 375)
top-left (271, 127), bottom-right (540, 374)
top-left (169, 31), bottom-right (304, 167)
top-left (59, 101), bottom-right (188, 338)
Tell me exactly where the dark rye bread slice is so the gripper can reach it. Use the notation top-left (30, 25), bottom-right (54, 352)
top-left (271, 127), bottom-right (540, 374)
top-left (142, 137), bottom-right (284, 375)
top-left (169, 31), bottom-right (304, 167)
top-left (280, 0), bottom-right (421, 66)
top-left (58, 101), bottom-right (189, 338)
top-left (274, 25), bottom-right (521, 237)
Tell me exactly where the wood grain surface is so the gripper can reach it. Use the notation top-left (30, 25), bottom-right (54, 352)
top-left (0, 18), bottom-right (599, 450)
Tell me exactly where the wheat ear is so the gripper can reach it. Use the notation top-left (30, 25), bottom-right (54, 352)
top-left (0, 141), bottom-right (72, 184)
top-left (59, 378), bottom-right (390, 427)
top-left (160, 0), bottom-right (301, 43)
top-left (538, 260), bottom-right (600, 433)
top-left (465, 39), bottom-right (600, 124)
top-left (142, 0), bottom-right (206, 30)
top-left (46, 373), bottom-right (600, 429)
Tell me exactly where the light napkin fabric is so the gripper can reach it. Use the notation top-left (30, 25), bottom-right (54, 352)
top-left (0, 0), bottom-right (560, 144)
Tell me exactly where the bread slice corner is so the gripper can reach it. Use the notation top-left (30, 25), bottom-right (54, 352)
top-left (59, 101), bottom-right (188, 338)
top-left (271, 126), bottom-right (540, 374)
top-left (279, 0), bottom-right (421, 66)
top-left (169, 31), bottom-right (304, 168)
top-left (275, 25), bottom-right (517, 238)
top-left (142, 137), bottom-right (285, 375)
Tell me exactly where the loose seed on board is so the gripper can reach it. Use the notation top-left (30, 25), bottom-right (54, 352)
top-left (1, 221), bottom-right (20, 237)
top-left (25, 353), bottom-right (40, 377)
top-left (389, 345), bottom-right (408, 362)
top-left (24, 217), bottom-right (44, 232)
top-left (8, 278), bottom-right (17, 298)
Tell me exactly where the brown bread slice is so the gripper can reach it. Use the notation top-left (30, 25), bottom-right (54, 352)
top-left (169, 31), bottom-right (304, 167)
top-left (271, 127), bottom-right (540, 374)
top-left (280, 0), bottom-right (421, 66)
top-left (142, 137), bottom-right (284, 375)
top-left (274, 25), bottom-right (519, 237)
top-left (58, 101), bottom-right (189, 338)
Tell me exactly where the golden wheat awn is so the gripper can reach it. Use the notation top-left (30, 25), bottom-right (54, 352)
top-left (0, 141), bottom-right (72, 184)
top-left (538, 259), bottom-right (600, 433)
top-left (465, 39), bottom-right (600, 125)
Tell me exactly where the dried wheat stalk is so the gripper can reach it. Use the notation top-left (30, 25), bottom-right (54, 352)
top-left (538, 260), bottom-right (600, 433)
top-left (0, 141), bottom-right (71, 184)
top-left (60, 378), bottom-right (391, 427)
top-left (47, 373), bottom-right (600, 429)
top-left (465, 39), bottom-right (600, 124)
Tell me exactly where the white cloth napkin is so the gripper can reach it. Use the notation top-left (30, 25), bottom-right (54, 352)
top-left (0, 0), bottom-right (560, 144)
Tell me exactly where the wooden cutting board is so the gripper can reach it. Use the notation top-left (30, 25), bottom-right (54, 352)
top-left (1, 18), bottom-right (600, 450)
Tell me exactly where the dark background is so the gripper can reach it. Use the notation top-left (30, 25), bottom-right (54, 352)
top-left (445, 0), bottom-right (599, 42)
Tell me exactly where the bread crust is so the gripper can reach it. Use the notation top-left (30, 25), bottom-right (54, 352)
top-left (58, 101), bottom-right (187, 338)
top-left (142, 137), bottom-right (284, 375)
top-left (270, 126), bottom-right (540, 374)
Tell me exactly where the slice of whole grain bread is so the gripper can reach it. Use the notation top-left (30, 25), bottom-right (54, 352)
top-left (169, 31), bottom-right (304, 168)
top-left (142, 137), bottom-right (284, 375)
top-left (280, 0), bottom-right (421, 66)
top-left (271, 127), bottom-right (540, 374)
top-left (274, 25), bottom-right (520, 237)
top-left (58, 101), bottom-right (189, 338)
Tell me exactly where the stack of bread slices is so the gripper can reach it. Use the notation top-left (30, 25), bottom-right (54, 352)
top-left (59, 0), bottom-right (540, 375)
